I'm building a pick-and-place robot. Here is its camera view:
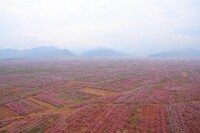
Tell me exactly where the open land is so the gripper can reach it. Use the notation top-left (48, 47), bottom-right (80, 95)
top-left (0, 58), bottom-right (200, 133)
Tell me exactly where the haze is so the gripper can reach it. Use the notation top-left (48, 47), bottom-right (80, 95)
top-left (0, 0), bottom-right (200, 55)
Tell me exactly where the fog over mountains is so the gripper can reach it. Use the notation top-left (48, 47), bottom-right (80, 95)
top-left (0, 46), bottom-right (74, 59)
top-left (0, 46), bottom-right (128, 59)
top-left (81, 48), bottom-right (126, 58)
top-left (1, 1), bottom-right (200, 58)
top-left (149, 48), bottom-right (200, 58)
top-left (0, 46), bottom-right (200, 59)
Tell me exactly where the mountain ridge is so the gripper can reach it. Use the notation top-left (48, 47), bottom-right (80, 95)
top-left (81, 48), bottom-right (127, 57)
top-left (149, 48), bottom-right (200, 58)
top-left (0, 46), bottom-right (74, 59)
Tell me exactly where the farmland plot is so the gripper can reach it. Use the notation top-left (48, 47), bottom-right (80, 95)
top-left (0, 58), bottom-right (200, 132)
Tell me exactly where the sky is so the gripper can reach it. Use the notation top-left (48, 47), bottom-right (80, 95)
top-left (0, 0), bottom-right (200, 55)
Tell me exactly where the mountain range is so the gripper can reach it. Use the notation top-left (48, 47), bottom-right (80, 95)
top-left (0, 46), bottom-right (74, 59)
top-left (149, 48), bottom-right (200, 58)
top-left (0, 46), bottom-right (200, 59)
top-left (81, 48), bottom-right (126, 57)
top-left (0, 46), bottom-right (127, 59)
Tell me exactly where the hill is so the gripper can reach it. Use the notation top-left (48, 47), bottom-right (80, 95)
top-left (81, 48), bottom-right (126, 57)
top-left (0, 46), bottom-right (74, 59)
top-left (149, 48), bottom-right (200, 58)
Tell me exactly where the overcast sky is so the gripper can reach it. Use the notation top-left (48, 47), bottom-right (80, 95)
top-left (0, 0), bottom-right (200, 55)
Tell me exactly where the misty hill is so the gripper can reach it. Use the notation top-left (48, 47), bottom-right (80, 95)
top-left (0, 46), bottom-right (74, 59)
top-left (149, 48), bottom-right (200, 58)
top-left (82, 48), bottom-right (126, 57)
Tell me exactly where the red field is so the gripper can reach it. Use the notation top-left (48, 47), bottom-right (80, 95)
top-left (0, 58), bottom-right (200, 133)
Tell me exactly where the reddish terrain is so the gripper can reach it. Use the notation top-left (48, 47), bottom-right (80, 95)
top-left (0, 58), bottom-right (199, 133)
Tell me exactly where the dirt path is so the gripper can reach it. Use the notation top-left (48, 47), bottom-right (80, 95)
top-left (80, 87), bottom-right (116, 96)
top-left (0, 106), bottom-right (19, 118)
top-left (27, 97), bottom-right (57, 110)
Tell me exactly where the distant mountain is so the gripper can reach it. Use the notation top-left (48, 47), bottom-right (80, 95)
top-left (0, 46), bottom-right (74, 59)
top-left (82, 48), bottom-right (126, 57)
top-left (149, 48), bottom-right (200, 58)
top-left (0, 49), bottom-right (22, 58)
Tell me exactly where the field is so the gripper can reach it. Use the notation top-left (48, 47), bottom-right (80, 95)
top-left (0, 58), bottom-right (200, 133)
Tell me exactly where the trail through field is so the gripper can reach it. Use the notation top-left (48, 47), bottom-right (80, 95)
top-left (27, 97), bottom-right (57, 110)
top-left (80, 87), bottom-right (116, 96)
top-left (0, 106), bottom-right (19, 118)
top-left (27, 97), bottom-right (74, 115)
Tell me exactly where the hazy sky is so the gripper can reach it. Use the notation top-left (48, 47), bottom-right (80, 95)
top-left (0, 0), bottom-right (200, 55)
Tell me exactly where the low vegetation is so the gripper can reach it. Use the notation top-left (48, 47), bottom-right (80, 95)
top-left (0, 59), bottom-right (199, 132)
